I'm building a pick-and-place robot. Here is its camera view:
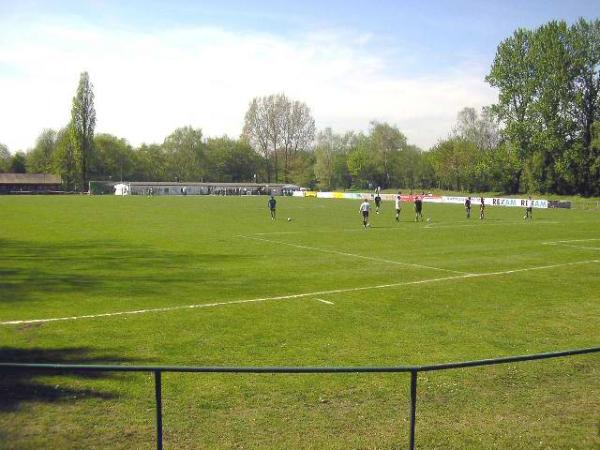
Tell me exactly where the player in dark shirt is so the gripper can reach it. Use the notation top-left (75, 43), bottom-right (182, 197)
top-left (479, 196), bottom-right (485, 220)
top-left (374, 194), bottom-right (382, 214)
top-left (414, 195), bottom-right (423, 222)
top-left (268, 196), bottom-right (277, 220)
top-left (524, 196), bottom-right (533, 220)
top-left (465, 196), bottom-right (471, 219)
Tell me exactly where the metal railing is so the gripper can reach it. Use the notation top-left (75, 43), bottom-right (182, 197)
top-left (1, 346), bottom-right (598, 449)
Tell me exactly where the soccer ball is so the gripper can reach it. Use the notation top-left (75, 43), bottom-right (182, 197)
top-left (287, 217), bottom-right (292, 222)
top-left (426, 217), bottom-right (431, 223)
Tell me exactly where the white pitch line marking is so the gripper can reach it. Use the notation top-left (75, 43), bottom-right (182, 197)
top-left (424, 221), bottom-right (560, 230)
top-left (238, 235), bottom-right (470, 275)
top-left (545, 238), bottom-right (600, 243)
top-left (475, 259), bottom-right (599, 276)
top-left (0, 274), bottom-right (472, 326)
top-left (2, 259), bottom-right (598, 327)
top-left (542, 238), bottom-right (600, 251)
top-left (315, 298), bottom-right (335, 305)
top-left (544, 244), bottom-right (600, 251)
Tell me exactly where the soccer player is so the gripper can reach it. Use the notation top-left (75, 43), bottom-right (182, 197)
top-left (465, 196), bottom-right (472, 219)
top-left (268, 195), bottom-right (277, 220)
top-left (414, 194), bottom-right (423, 222)
top-left (359, 198), bottom-right (371, 228)
top-left (524, 196), bottom-right (533, 219)
top-left (479, 196), bottom-right (485, 220)
top-left (374, 192), bottom-right (382, 214)
top-left (395, 194), bottom-right (402, 222)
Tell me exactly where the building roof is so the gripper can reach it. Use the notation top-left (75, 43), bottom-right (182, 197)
top-left (0, 173), bottom-right (62, 185)
top-left (122, 182), bottom-right (297, 188)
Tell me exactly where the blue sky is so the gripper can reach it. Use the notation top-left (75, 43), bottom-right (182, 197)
top-left (1, 0), bottom-right (598, 152)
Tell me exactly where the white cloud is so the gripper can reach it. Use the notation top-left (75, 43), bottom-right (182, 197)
top-left (0, 17), bottom-right (497, 152)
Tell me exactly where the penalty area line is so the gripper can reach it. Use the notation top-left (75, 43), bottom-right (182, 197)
top-left (2, 259), bottom-right (597, 327)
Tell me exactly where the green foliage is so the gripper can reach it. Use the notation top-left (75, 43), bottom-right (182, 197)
top-left (9, 152), bottom-right (27, 173)
top-left (91, 134), bottom-right (135, 182)
top-left (163, 126), bottom-right (205, 182)
top-left (287, 149), bottom-right (316, 188)
top-left (70, 72), bottom-right (96, 191)
top-left (314, 128), bottom-right (354, 190)
top-left (0, 143), bottom-right (10, 172)
top-left (205, 137), bottom-right (261, 182)
top-left (243, 93), bottom-right (315, 183)
top-left (369, 121), bottom-right (408, 188)
top-left (487, 18), bottom-right (600, 195)
top-left (132, 143), bottom-right (167, 181)
top-left (26, 129), bottom-right (56, 174)
top-left (428, 138), bottom-right (481, 191)
top-left (53, 127), bottom-right (78, 190)
top-left (347, 135), bottom-right (376, 188)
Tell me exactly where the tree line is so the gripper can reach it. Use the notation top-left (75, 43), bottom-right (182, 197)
top-left (1, 18), bottom-right (598, 195)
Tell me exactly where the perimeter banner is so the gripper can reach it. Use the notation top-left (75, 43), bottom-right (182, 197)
top-left (292, 190), bottom-right (548, 208)
top-left (442, 196), bottom-right (548, 209)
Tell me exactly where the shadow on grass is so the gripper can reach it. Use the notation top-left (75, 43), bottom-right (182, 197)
top-left (0, 238), bottom-right (253, 304)
top-left (0, 346), bottom-right (145, 412)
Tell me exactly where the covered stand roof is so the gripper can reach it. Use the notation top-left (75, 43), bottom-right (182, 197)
top-left (0, 173), bottom-right (62, 185)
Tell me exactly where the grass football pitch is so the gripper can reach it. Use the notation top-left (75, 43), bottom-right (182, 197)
top-left (0, 195), bottom-right (598, 449)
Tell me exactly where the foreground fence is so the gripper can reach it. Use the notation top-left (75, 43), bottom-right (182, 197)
top-left (1, 347), bottom-right (598, 449)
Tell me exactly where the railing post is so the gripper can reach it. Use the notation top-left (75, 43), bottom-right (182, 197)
top-left (409, 369), bottom-right (418, 450)
top-left (155, 370), bottom-right (163, 450)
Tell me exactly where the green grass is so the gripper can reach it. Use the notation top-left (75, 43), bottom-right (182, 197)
top-left (0, 195), bottom-right (598, 449)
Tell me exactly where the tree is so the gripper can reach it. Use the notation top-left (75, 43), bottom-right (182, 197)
top-left (486, 28), bottom-right (537, 161)
top-left (568, 19), bottom-right (600, 194)
top-left (280, 97), bottom-right (316, 181)
top-left (243, 97), bottom-right (273, 181)
top-left (163, 126), bottom-right (205, 182)
top-left (92, 134), bottom-right (135, 181)
top-left (243, 93), bottom-right (315, 182)
top-left (395, 145), bottom-right (426, 190)
top-left (588, 121), bottom-right (600, 195)
top-left (370, 122), bottom-right (407, 188)
top-left (70, 72), bottom-right (96, 191)
top-left (346, 134), bottom-right (376, 188)
top-left (453, 107), bottom-right (501, 150)
top-left (428, 138), bottom-right (480, 191)
top-left (0, 143), bottom-right (10, 172)
top-left (205, 137), bottom-right (261, 182)
top-left (53, 127), bottom-right (78, 190)
top-left (487, 19), bottom-right (600, 194)
top-left (10, 152), bottom-right (27, 173)
top-left (288, 150), bottom-right (316, 188)
top-left (314, 128), bottom-right (342, 190)
top-left (27, 129), bottom-right (57, 174)
top-left (133, 143), bottom-right (167, 181)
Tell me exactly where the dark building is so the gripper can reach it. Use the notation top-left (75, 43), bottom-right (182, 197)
top-left (0, 173), bottom-right (63, 194)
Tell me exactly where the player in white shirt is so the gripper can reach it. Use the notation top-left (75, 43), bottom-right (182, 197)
top-left (395, 195), bottom-right (402, 222)
top-left (359, 199), bottom-right (371, 228)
